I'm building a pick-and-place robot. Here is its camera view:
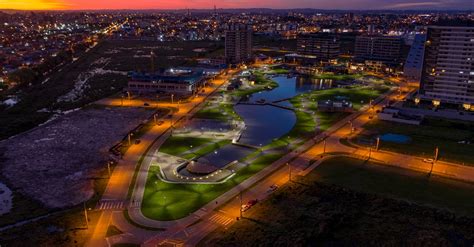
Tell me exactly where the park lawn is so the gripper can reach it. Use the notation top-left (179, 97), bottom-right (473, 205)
top-left (307, 85), bottom-right (389, 110)
top-left (141, 152), bottom-right (285, 221)
top-left (264, 68), bottom-right (290, 75)
top-left (311, 73), bottom-right (364, 81)
top-left (313, 156), bottom-right (474, 216)
top-left (194, 102), bottom-right (239, 121)
top-left (360, 119), bottom-right (474, 166)
top-left (182, 139), bottom-right (232, 160)
top-left (158, 136), bottom-right (213, 156)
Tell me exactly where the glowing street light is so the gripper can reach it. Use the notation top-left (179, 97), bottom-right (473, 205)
top-left (414, 97), bottom-right (420, 105)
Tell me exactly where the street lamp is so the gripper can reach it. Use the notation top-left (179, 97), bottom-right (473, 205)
top-left (83, 202), bottom-right (89, 229)
top-left (323, 139), bottom-right (326, 154)
top-left (287, 163), bottom-right (292, 182)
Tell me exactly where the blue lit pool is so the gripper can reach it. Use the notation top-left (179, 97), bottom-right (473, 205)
top-left (379, 133), bottom-right (411, 144)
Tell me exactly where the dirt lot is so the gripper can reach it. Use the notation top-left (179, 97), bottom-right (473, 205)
top-left (0, 105), bottom-right (154, 208)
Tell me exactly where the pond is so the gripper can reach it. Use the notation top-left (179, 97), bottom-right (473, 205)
top-left (197, 75), bottom-right (328, 168)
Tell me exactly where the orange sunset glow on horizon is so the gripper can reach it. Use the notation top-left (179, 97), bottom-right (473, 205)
top-left (2, 0), bottom-right (472, 10)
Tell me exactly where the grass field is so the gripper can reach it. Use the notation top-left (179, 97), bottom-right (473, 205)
top-left (194, 102), bottom-right (240, 121)
top-left (141, 153), bottom-right (284, 220)
top-left (158, 136), bottom-right (213, 156)
top-left (358, 118), bottom-right (474, 166)
top-left (311, 73), bottom-right (364, 81)
top-left (313, 156), bottom-right (474, 216)
top-left (199, 156), bottom-right (474, 246)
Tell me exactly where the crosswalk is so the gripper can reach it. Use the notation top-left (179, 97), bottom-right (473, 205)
top-left (129, 201), bottom-right (141, 208)
top-left (208, 213), bottom-right (234, 226)
top-left (96, 200), bottom-right (126, 210)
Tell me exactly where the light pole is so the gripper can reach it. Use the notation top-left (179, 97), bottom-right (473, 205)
top-left (323, 140), bottom-right (327, 154)
top-left (107, 161), bottom-right (111, 177)
top-left (349, 121), bottom-right (353, 134)
top-left (287, 163), bottom-right (291, 182)
top-left (368, 147), bottom-right (372, 160)
top-left (171, 94), bottom-right (174, 104)
top-left (375, 137), bottom-right (380, 151)
top-left (239, 192), bottom-right (243, 218)
top-left (434, 147), bottom-right (439, 161)
top-left (154, 114), bottom-right (157, 125)
top-left (128, 133), bottom-right (132, 145)
top-left (83, 202), bottom-right (89, 229)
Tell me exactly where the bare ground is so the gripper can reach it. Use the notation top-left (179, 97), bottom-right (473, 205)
top-left (0, 106), bottom-right (154, 208)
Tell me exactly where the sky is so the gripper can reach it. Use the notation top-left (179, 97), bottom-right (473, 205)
top-left (0, 0), bottom-right (472, 10)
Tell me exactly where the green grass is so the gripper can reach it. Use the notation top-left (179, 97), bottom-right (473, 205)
top-left (141, 152), bottom-right (284, 221)
top-left (265, 68), bottom-right (290, 74)
top-left (313, 156), bottom-right (474, 216)
top-left (311, 73), bottom-right (365, 81)
top-left (298, 85), bottom-right (389, 110)
top-left (194, 102), bottom-right (240, 121)
top-left (182, 139), bottom-right (232, 160)
top-left (358, 119), bottom-right (474, 166)
top-left (159, 136), bottom-right (213, 156)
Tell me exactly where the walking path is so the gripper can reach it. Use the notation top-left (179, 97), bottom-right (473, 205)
top-left (86, 70), bottom-right (236, 247)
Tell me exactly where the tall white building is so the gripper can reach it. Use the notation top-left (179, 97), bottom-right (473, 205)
top-left (404, 34), bottom-right (426, 81)
top-left (419, 24), bottom-right (474, 108)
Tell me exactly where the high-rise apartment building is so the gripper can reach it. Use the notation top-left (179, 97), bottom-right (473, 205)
top-left (419, 25), bottom-right (474, 107)
top-left (297, 33), bottom-right (340, 62)
top-left (404, 34), bottom-right (426, 81)
top-left (355, 35), bottom-right (403, 65)
top-left (225, 24), bottom-right (252, 64)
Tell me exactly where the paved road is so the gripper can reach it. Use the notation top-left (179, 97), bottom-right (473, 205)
top-left (88, 76), bottom-right (474, 246)
top-left (145, 86), bottom-right (474, 246)
top-left (86, 70), bottom-right (236, 247)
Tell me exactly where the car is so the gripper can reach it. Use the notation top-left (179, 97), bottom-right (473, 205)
top-left (143, 102), bottom-right (150, 106)
top-left (241, 204), bottom-right (251, 212)
top-left (134, 139), bottom-right (141, 145)
top-left (157, 120), bottom-right (164, 126)
top-left (423, 158), bottom-right (434, 163)
top-left (267, 184), bottom-right (278, 193)
top-left (248, 199), bottom-right (259, 206)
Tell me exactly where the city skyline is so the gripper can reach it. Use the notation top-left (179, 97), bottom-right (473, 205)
top-left (1, 0), bottom-right (473, 10)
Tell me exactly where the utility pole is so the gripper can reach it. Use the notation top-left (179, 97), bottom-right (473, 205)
top-left (128, 133), bottom-right (132, 145)
top-left (154, 114), bottom-right (157, 125)
top-left (368, 147), bottom-right (372, 160)
top-left (375, 137), bottom-right (380, 151)
top-left (434, 147), bottom-right (439, 161)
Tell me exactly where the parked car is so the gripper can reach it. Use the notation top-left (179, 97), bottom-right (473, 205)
top-left (157, 120), bottom-right (164, 126)
top-left (134, 139), bottom-right (141, 145)
top-left (143, 102), bottom-right (150, 106)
